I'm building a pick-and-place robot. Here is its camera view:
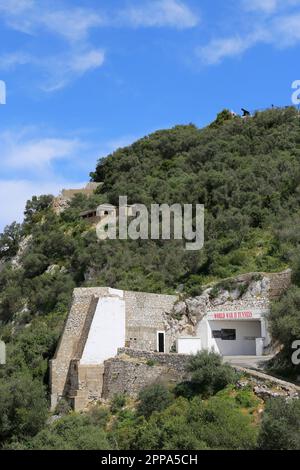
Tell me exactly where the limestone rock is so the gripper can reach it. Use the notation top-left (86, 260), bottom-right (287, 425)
top-left (11, 235), bottom-right (32, 270)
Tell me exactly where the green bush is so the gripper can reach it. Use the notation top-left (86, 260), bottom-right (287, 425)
top-left (110, 394), bottom-right (127, 414)
top-left (128, 394), bottom-right (257, 450)
top-left (268, 285), bottom-right (300, 376)
top-left (137, 384), bottom-right (174, 418)
top-left (181, 351), bottom-right (239, 398)
top-left (258, 398), bottom-right (300, 450)
top-left (25, 414), bottom-right (110, 450)
top-left (0, 372), bottom-right (48, 442)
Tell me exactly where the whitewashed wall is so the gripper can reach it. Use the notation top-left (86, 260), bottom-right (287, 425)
top-left (177, 337), bottom-right (202, 355)
top-left (81, 294), bottom-right (125, 365)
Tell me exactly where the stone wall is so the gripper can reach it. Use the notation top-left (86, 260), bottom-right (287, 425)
top-left (52, 182), bottom-right (103, 215)
top-left (50, 270), bottom-right (292, 410)
top-left (102, 348), bottom-right (190, 399)
top-left (124, 291), bottom-right (177, 352)
top-left (50, 287), bottom-right (108, 409)
top-left (50, 288), bottom-right (178, 410)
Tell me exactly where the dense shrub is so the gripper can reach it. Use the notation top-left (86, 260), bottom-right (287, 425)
top-left (176, 351), bottom-right (239, 399)
top-left (268, 285), bottom-right (300, 376)
top-left (258, 398), bottom-right (300, 450)
top-left (110, 394), bottom-right (127, 414)
top-left (0, 372), bottom-right (48, 442)
top-left (23, 414), bottom-right (110, 450)
top-left (137, 384), bottom-right (174, 418)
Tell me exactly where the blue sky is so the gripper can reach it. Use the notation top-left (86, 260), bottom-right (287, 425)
top-left (0, 0), bottom-right (300, 231)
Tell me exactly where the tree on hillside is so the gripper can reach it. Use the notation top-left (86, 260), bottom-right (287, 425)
top-left (258, 398), bottom-right (300, 450)
top-left (268, 285), bottom-right (300, 375)
top-left (176, 351), bottom-right (239, 399)
top-left (0, 222), bottom-right (22, 259)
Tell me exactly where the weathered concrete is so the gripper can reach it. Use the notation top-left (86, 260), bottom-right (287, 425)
top-left (50, 288), bottom-right (177, 410)
top-left (50, 270), bottom-right (292, 410)
top-left (102, 348), bottom-right (190, 399)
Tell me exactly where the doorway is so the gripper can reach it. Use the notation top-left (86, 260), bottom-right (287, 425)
top-left (157, 331), bottom-right (165, 353)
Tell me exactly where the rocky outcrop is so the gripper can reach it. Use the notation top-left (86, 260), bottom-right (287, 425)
top-left (165, 270), bottom-right (291, 346)
top-left (10, 235), bottom-right (32, 270)
top-left (236, 368), bottom-right (299, 400)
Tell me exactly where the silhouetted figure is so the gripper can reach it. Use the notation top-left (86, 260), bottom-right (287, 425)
top-left (241, 108), bottom-right (250, 117)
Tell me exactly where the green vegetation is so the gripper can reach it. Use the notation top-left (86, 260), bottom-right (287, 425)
top-left (258, 398), bottom-right (300, 450)
top-left (137, 384), bottom-right (174, 418)
top-left (8, 353), bottom-right (261, 450)
top-left (0, 107), bottom-right (300, 449)
top-left (175, 350), bottom-right (239, 399)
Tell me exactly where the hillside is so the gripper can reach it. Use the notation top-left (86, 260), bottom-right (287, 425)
top-left (1, 106), bottom-right (300, 449)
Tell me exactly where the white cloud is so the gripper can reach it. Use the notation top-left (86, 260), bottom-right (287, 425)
top-left (40, 48), bottom-right (106, 92)
top-left (0, 0), bottom-right (106, 91)
top-left (0, 129), bottom-right (82, 171)
top-left (120, 0), bottom-right (199, 29)
top-left (274, 13), bottom-right (300, 45)
top-left (242, 0), bottom-right (278, 13)
top-left (68, 49), bottom-right (105, 74)
top-left (242, 0), bottom-right (300, 14)
top-left (0, 0), bottom-right (34, 15)
top-left (0, 1), bottom-right (104, 42)
top-left (197, 36), bottom-right (255, 65)
top-left (199, 1), bottom-right (300, 65)
top-left (0, 0), bottom-right (200, 90)
top-left (39, 8), bottom-right (104, 43)
top-left (0, 126), bottom-right (90, 231)
top-left (197, 28), bottom-right (269, 65)
top-left (0, 52), bottom-right (32, 70)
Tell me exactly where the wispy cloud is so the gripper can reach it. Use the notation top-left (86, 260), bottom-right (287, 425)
top-left (0, 1), bottom-right (104, 42)
top-left (198, 0), bottom-right (300, 65)
top-left (0, 0), bottom-right (106, 90)
top-left (0, 127), bottom-right (85, 175)
top-left (242, 0), bottom-right (300, 14)
top-left (119, 0), bottom-right (199, 29)
top-left (242, 0), bottom-right (278, 13)
top-left (197, 34), bottom-right (258, 65)
top-left (40, 48), bottom-right (105, 92)
top-left (0, 0), bottom-right (199, 91)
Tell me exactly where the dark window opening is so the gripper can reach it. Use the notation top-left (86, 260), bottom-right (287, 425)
top-left (221, 329), bottom-right (236, 341)
top-left (212, 330), bottom-right (222, 339)
top-left (212, 329), bottom-right (236, 340)
top-left (158, 332), bottom-right (165, 353)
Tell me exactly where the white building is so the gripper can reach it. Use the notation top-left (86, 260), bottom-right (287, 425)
top-left (177, 308), bottom-right (270, 357)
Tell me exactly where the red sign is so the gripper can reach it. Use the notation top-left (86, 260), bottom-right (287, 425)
top-left (212, 311), bottom-right (253, 320)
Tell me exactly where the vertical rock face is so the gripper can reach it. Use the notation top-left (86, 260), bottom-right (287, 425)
top-left (10, 235), bottom-right (32, 270)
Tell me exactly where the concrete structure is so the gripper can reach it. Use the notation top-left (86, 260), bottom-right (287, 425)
top-left (52, 182), bottom-right (103, 215)
top-left (50, 287), bottom-right (177, 410)
top-left (50, 270), bottom-right (291, 410)
top-left (79, 203), bottom-right (135, 225)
